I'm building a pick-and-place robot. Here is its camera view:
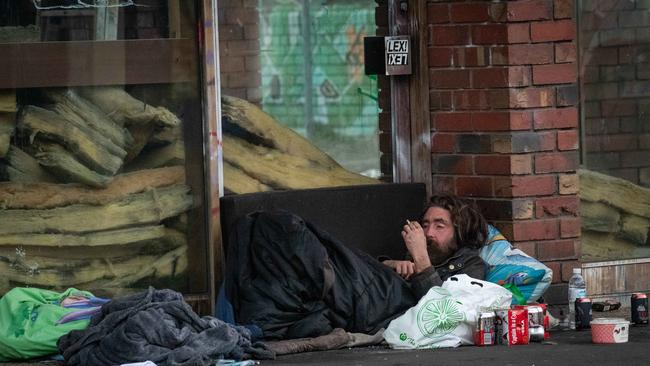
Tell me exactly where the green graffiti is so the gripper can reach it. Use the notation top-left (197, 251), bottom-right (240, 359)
top-left (259, 1), bottom-right (378, 136)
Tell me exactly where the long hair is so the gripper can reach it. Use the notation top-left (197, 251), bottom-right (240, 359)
top-left (423, 194), bottom-right (488, 249)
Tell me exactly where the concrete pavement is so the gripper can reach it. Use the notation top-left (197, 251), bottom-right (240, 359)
top-left (262, 325), bottom-right (650, 366)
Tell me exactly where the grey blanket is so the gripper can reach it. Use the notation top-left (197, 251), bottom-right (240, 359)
top-left (58, 288), bottom-right (274, 366)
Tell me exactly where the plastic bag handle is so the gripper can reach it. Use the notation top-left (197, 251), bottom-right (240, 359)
top-left (449, 276), bottom-right (484, 287)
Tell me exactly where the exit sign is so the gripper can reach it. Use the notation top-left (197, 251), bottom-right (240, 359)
top-left (385, 36), bottom-right (411, 75)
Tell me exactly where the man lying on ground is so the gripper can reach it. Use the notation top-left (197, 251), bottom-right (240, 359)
top-left (225, 194), bottom-right (490, 339)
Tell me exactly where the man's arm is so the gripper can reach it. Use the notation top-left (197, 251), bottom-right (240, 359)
top-left (399, 220), bottom-right (437, 298)
top-left (409, 266), bottom-right (443, 299)
top-left (382, 259), bottom-right (416, 279)
top-left (401, 221), bottom-right (432, 273)
top-left (408, 249), bottom-right (487, 299)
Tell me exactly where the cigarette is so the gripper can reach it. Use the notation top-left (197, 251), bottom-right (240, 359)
top-left (406, 219), bottom-right (411, 225)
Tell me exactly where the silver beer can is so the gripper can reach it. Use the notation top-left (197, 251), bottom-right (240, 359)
top-left (529, 325), bottom-right (545, 342)
top-left (495, 308), bottom-right (510, 345)
top-left (475, 312), bottom-right (496, 346)
top-left (527, 305), bottom-right (544, 327)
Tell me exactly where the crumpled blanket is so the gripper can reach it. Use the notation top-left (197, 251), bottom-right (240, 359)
top-left (58, 288), bottom-right (274, 366)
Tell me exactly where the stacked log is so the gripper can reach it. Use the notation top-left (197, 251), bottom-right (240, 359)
top-left (0, 226), bottom-right (187, 289)
top-left (221, 95), bottom-right (377, 194)
top-left (0, 87), bottom-right (192, 296)
top-left (0, 88), bottom-right (376, 295)
top-left (580, 169), bottom-right (650, 261)
top-left (0, 146), bottom-right (57, 183)
top-left (78, 87), bottom-right (181, 128)
top-left (0, 166), bottom-right (191, 295)
top-left (45, 89), bottom-right (133, 149)
top-left (0, 166), bottom-right (184, 209)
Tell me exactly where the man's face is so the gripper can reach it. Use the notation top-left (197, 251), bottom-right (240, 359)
top-left (421, 206), bottom-right (457, 265)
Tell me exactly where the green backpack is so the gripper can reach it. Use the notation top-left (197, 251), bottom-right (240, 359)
top-left (0, 287), bottom-right (94, 361)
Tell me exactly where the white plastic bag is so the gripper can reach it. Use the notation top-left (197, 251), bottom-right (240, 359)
top-left (383, 274), bottom-right (512, 349)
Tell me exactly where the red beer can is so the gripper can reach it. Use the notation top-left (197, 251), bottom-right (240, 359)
top-left (474, 312), bottom-right (496, 346)
top-left (496, 308), bottom-right (529, 346)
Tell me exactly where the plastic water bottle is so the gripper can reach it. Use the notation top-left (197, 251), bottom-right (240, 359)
top-left (568, 268), bottom-right (587, 330)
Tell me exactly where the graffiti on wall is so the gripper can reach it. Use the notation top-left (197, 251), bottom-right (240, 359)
top-left (259, 1), bottom-right (378, 136)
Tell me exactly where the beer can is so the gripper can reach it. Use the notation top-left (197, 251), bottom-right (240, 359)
top-left (527, 306), bottom-right (544, 327)
top-left (529, 325), bottom-right (545, 342)
top-left (495, 308), bottom-right (510, 345)
top-left (534, 303), bottom-right (551, 340)
top-left (495, 308), bottom-right (529, 346)
top-left (474, 312), bottom-right (496, 346)
top-left (507, 308), bottom-right (529, 345)
top-left (631, 293), bottom-right (649, 325)
top-left (575, 297), bottom-right (592, 330)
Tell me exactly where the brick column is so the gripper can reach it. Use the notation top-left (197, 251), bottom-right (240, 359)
top-left (218, 1), bottom-right (262, 104)
top-left (428, 0), bottom-right (579, 304)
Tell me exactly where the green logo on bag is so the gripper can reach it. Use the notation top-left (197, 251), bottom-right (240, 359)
top-left (399, 333), bottom-right (407, 341)
top-left (417, 290), bottom-right (465, 339)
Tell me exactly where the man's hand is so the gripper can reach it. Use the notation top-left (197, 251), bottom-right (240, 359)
top-left (383, 260), bottom-right (415, 279)
top-left (402, 220), bottom-right (432, 273)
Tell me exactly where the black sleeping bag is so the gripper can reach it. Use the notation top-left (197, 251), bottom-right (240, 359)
top-left (225, 210), bottom-right (417, 340)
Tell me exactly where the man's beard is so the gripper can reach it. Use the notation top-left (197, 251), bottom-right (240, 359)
top-left (426, 239), bottom-right (456, 266)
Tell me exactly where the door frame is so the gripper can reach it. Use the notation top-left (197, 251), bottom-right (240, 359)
top-left (388, 0), bottom-right (432, 195)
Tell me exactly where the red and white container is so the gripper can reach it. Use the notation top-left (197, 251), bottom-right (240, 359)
top-left (513, 304), bottom-right (547, 341)
top-left (496, 308), bottom-right (529, 346)
top-left (474, 312), bottom-right (496, 346)
top-left (591, 318), bottom-right (629, 343)
top-left (534, 303), bottom-right (551, 340)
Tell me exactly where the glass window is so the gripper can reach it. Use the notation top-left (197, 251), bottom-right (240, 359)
top-left (579, 0), bottom-right (650, 262)
top-left (219, 0), bottom-right (380, 195)
top-left (0, 0), bottom-right (209, 298)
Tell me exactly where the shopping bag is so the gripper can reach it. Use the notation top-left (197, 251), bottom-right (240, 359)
top-left (383, 274), bottom-right (512, 349)
top-left (480, 225), bottom-right (553, 304)
top-left (0, 287), bottom-right (101, 361)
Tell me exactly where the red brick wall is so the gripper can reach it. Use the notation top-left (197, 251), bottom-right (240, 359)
top-left (580, 0), bottom-right (650, 187)
top-left (218, 0), bottom-right (262, 104)
top-left (426, 0), bottom-right (580, 303)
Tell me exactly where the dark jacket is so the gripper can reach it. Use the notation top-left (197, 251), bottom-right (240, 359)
top-left (408, 246), bottom-right (486, 299)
